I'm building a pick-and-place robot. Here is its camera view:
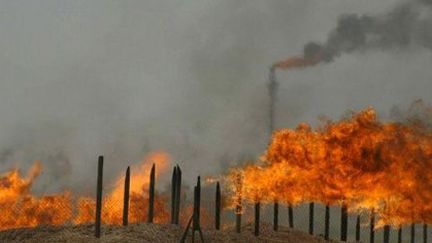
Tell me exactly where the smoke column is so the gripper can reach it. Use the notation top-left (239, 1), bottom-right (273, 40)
top-left (268, 67), bottom-right (277, 136)
top-left (273, 0), bottom-right (432, 70)
top-left (268, 0), bottom-right (432, 135)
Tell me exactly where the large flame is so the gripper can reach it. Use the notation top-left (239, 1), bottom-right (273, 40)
top-left (0, 162), bottom-right (72, 230)
top-left (74, 151), bottom-right (170, 225)
top-left (0, 152), bottom-right (170, 231)
top-left (227, 106), bottom-right (432, 228)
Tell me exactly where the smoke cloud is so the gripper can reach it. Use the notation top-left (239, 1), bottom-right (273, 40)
top-left (0, 0), bottom-right (430, 199)
top-left (274, 0), bottom-right (432, 68)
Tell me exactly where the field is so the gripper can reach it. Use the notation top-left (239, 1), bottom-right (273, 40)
top-left (0, 223), bottom-right (340, 243)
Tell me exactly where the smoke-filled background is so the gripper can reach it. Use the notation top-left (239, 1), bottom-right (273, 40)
top-left (1, 0), bottom-right (432, 235)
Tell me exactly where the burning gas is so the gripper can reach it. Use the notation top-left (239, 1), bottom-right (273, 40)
top-left (0, 152), bottom-right (170, 231)
top-left (226, 103), bottom-right (432, 228)
top-left (273, 43), bottom-right (323, 70)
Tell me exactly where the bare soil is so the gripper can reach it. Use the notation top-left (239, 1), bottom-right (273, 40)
top-left (0, 223), bottom-right (345, 243)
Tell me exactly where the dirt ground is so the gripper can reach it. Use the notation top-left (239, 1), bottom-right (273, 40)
top-left (0, 223), bottom-right (345, 243)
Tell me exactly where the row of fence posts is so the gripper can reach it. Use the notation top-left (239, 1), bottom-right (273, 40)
top-left (92, 156), bottom-right (207, 241)
top-left (253, 201), bottom-right (428, 243)
top-left (93, 156), bottom-right (428, 242)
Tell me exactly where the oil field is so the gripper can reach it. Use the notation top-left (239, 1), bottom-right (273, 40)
top-left (0, 0), bottom-right (432, 242)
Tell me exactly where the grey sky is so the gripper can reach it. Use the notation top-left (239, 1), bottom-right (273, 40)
top-left (0, 0), bottom-right (430, 196)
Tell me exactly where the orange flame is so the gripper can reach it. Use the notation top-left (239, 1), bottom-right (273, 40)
top-left (272, 56), bottom-right (318, 70)
top-left (227, 107), bottom-right (432, 228)
top-left (74, 151), bottom-right (171, 225)
top-left (0, 162), bottom-right (72, 230)
top-left (273, 50), bottom-right (323, 70)
top-left (0, 152), bottom-right (171, 230)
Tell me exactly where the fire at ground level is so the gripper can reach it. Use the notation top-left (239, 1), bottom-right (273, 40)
top-left (0, 103), bottom-right (432, 242)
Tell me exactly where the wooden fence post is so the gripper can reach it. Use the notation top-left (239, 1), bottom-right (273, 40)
top-left (273, 201), bottom-right (279, 231)
top-left (95, 156), bottom-right (104, 238)
top-left (175, 165), bottom-right (182, 225)
top-left (192, 176), bottom-right (204, 242)
top-left (383, 225), bottom-right (390, 243)
top-left (122, 166), bottom-right (130, 226)
top-left (356, 215), bottom-right (361, 242)
top-left (170, 166), bottom-right (177, 224)
top-left (398, 226), bottom-right (402, 243)
top-left (235, 174), bottom-right (242, 233)
top-left (254, 202), bottom-right (261, 236)
top-left (196, 176), bottom-right (201, 223)
top-left (370, 210), bottom-right (375, 243)
top-left (324, 204), bottom-right (330, 240)
top-left (288, 204), bottom-right (294, 228)
top-left (341, 204), bottom-right (348, 241)
top-left (147, 164), bottom-right (155, 223)
top-left (236, 208), bottom-right (242, 233)
top-left (309, 202), bottom-right (314, 235)
top-left (215, 182), bottom-right (221, 230)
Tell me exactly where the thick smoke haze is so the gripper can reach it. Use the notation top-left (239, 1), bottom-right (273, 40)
top-left (0, 0), bottom-right (431, 200)
top-left (274, 0), bottom-right (432, 67)
top-left (319, 0), bottom-right (432, 61)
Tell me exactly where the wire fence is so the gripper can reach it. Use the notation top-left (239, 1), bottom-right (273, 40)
top-left (0, 161), bottom-right (429, 243)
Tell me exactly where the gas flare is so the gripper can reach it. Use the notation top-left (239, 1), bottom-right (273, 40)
top-left (272, 43), bottom-right (323, 70)
top-left (227, 105), bottom-right (432, 228)
top-left (0, 152), bottom-right (171, 231)
top-left (273, 56), bottom-right (317, 70)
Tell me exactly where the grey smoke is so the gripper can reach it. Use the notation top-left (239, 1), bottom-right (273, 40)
top-left (390, 99), bottom-right (432, 127)
top-left (299, 0), bottom-right (432, 63)
top-left (0, 0), bottom-right (430, 199)
top-left (0, 0), bottom-right (430, 241)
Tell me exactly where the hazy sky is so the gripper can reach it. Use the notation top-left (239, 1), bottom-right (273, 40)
top-left (0, 0), bottom-right (431, 195)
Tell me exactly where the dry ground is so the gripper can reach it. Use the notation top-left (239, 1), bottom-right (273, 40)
top-left (0, 223), bottom-right (349, 243)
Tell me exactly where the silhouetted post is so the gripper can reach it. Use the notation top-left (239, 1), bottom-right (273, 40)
top-left (273, 201), bottom-right (279, 231)
top-left (236, 207), bottom-right (242, 233)
top-left (215, 182), bottom-right (221, 230)
top-left (398, 226), bottom-right (402, 243)
top-left (288, 204), bottom-right (294, 228)
top-left (147, 164), bottom-right (155, 223)
top-left (309, 202), bottom-right (314, 235)
top-left (424, 224), bottom-right (428, 243)
top-left (193, 186), bottom-right (198, 242)
top-left (356, 215), bottom-right (361, 242)
top-left (324, 204), bottom-right (330, 240)
top-left (122, 166), bottom-right (130, 226)
top-left (95, 156), bottom-right (104, 238)
top-left (384, 225), bottom-right (390, 243)
top-left (235, 174), bottom-right (242, 233)
top-left (255, 202), bottom-right (261, 236)
top-left (268, 66), bottom-right (276, 139)
top-left (411, 223), bottom-right (415, 243)
top-left (180, 176), bottom-right (204, 243)
top-left (370, 210), bottom-right (375, 243)
top-left (174, 165), bottom-right (182, 225)
top-left (193, 176), bottom-right (204, 242)
top-left (341, 204), bottom-right (348, 241)
top-left (170, 166), bottom-right (177, 224)
top-left (196, 176), bottom-right (201, 223)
